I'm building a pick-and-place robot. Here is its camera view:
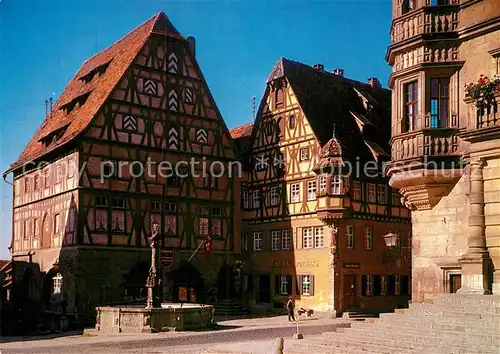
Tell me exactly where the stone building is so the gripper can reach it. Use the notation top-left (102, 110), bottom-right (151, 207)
top-left (231, 59), bottom-right (412, 315)
top-left (386, 0), bottom-right (500, 301)
top-left (2, 12), bottom-right (243, 329)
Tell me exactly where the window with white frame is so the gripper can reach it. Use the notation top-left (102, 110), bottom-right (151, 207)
top-left (241, 232), bottom-right (248, 252)
top-left (365, 275), bottom-right (373, 296)
top-left (55, 164), bottom-right (62, 184)
top-left (299, 148), bottom-right (310, 161)
top-left (68, 159), bottom-right (76, 178)
top-left (280, 275), bottom-right (289, 295)
top-left (395, 275), bottom-right (401, 295)
top-left (377, 185), bottom-right (388, 204)
top-left (272, 231), bottom-right (281, 250)
top-left (252, 190), bottom-right (260, 209)
top-left (33, 219), bottom-right (39, 239)
top-left (395, 229), bottom-right (401, 248)
top-left (52, 273), bottom-right (63, 295)
top-left (291, 183), bottom-right (300, 203)
top-left (314, 227), bottom-right (324, 248)
top-left (346, 225), bottom-right (354, 249)
top-left (396, 258), bottom-right (402, 268)
top-left (302, 275), bottom-right (311, 295)
top-left (307, 180), bottom-right (317, 201)
top-left (353, 181), bottom-right (361, 200)
top-left (381, 276), bottom-right (387, 295)
top-left (319, 175), bottom-right (327, 192)
top-left (241, 191), bottom-right (249, 209)
top-left (331, 175), bottom-right (342, 194)
top-left (365, 227), bottom-right (373, 250)
top-left (303, 228), bottom-right (313, 248)
top-left (253, 232), bottom-right (263, 251)
top-left (270, 186), bottom-right (279, 206)
top-left (368, 183), bottom-right (376, 203)
top-left (282, 230), bottom-right (291, 250)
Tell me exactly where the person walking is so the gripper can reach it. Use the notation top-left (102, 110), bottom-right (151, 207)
top-left (286, 296), bottom-right (295, 321)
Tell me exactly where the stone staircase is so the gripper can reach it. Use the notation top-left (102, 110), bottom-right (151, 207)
top-left (288, 294), bottom-right (500, 354)
top-left (214, 298), bottom-right (248, 316)
top-left (342, 307), bottom-right (379, 320)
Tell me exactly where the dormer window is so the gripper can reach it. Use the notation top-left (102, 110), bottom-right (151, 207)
top-left (79, 60), bottom-right (111, 84)
top-left (59, 92), bottom-right (91, 114)
top-left (40, 126), bottom-right (68, 147)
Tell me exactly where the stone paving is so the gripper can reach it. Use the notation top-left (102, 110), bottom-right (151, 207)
top-left (0, 313), bottom-right (349, 354)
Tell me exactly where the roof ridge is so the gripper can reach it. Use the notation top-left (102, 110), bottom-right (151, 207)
top-left (81, 12), bottom-right (162, 68)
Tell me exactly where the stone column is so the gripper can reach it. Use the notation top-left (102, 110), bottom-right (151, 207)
top-left (328, 222), bottom-right (339, 317)
top-left (458, 159), bottom-right (492, 294)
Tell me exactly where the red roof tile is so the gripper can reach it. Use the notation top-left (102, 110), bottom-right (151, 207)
top-left (229, 122), bottom-right (253, 139)
top-left (5, 12), bottom-right (183, 175)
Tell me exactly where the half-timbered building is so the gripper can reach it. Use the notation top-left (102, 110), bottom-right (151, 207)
top-left (234, 59), bottom-right (412, 315)
top-left (3, 12), bottom-right (242, 328)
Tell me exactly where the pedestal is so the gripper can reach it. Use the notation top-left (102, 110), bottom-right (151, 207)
top-left (458, 253), bottom-right (492, 294)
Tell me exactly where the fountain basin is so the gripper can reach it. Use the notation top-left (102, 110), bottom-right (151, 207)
top-left (95, 303), bottom-right (215, 333)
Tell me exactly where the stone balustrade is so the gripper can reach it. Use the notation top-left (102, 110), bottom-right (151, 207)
top-left (390, 5), bottom-right (459, 44)
top-left (475, 93), bottom-right (500, 129)
top-left (391, 128), bottom-right (460, 161)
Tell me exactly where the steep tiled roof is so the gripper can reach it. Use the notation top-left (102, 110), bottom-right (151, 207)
top-left (5, 12), bottom-right (183, 175)
top-left (229, 122), bottom-right (253, 139)
top-left (267, 58), bottom-right (391, 164)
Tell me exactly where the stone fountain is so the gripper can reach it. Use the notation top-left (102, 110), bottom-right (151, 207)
top-left (95, 220), bottom-right (214, 333)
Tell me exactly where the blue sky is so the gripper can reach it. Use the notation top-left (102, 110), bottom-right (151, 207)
top-left (0, 0), bottom-right (392, 258)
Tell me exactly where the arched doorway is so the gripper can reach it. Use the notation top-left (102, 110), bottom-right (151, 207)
top-left (172, 263), bottom-right (204, 303)
top-left (217, 263), bottom-right (236, 300)
top-left (124, 262), bottom-right (149, 301)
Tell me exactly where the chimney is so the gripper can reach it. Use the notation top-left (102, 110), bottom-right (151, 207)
top-left (313, 64), bottom-right (324, 71)
top-left (368, 77), bottom-right (381, 89)
top-left (187, 36), bottom-right (196, 57)
top-left (332, 68), bottom-right (344, 77)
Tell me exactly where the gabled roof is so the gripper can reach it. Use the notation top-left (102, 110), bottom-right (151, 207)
top-left (266, 58), bottom-right (391, 164)
top-left (5, 12), bottom-right (184, 175)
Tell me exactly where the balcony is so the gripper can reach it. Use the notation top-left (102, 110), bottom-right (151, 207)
top-left (461, 92), bottom-right (500, 142)
top-left (387, 127), bottom-right (463, 211)
top-left (391, 128), bottom-right (460, 161)
top-left (390, 5), bottom-right (459, 45)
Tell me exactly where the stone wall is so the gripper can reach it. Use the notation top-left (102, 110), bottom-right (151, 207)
top-left (411, 172), bottom-right (470, 302)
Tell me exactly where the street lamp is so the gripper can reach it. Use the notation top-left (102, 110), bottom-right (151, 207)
top-left (383, 231), bottom-right (399, 248)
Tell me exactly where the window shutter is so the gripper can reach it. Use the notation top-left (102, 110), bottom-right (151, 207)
top-left (297, 275), bottom-right (303, 295)
top-left (401, 275), bottom-right (409, 295)
top-left (275, 275), bottom-right (280, 295)
top-left (373, 275), bottom-right (381, 296)
top-left (361, 275), bottom-right (367, 296)
top-left (387, 275), bottom-right (395, 295)
top-left (309, 275), bottom-right (315, 296)
top-left (286, 275), bottom-right (292, 295)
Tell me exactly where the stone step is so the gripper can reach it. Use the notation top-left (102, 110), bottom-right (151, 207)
top-left (351, 319), bottom-right (500, 337)
top-left (433, 294), bottom-right (500, 307)
top-left (296, 337), bottom-right (417, 354)
top-left (322, 332), bottom-right (498, 354)
top-left (377, 312), bottom-right (500, 329)
top-left (335, 325), bottom-right (500, 349)
top-left (408, 302), bottom-right (500, 314)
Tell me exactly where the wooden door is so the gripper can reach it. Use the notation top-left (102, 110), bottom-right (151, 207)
top-left (450, 274), bottom-right (461, 293)
top-left (344, 274), bottom-right (357, 308)
top-left (258, 274), bottom-right (271, 303)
